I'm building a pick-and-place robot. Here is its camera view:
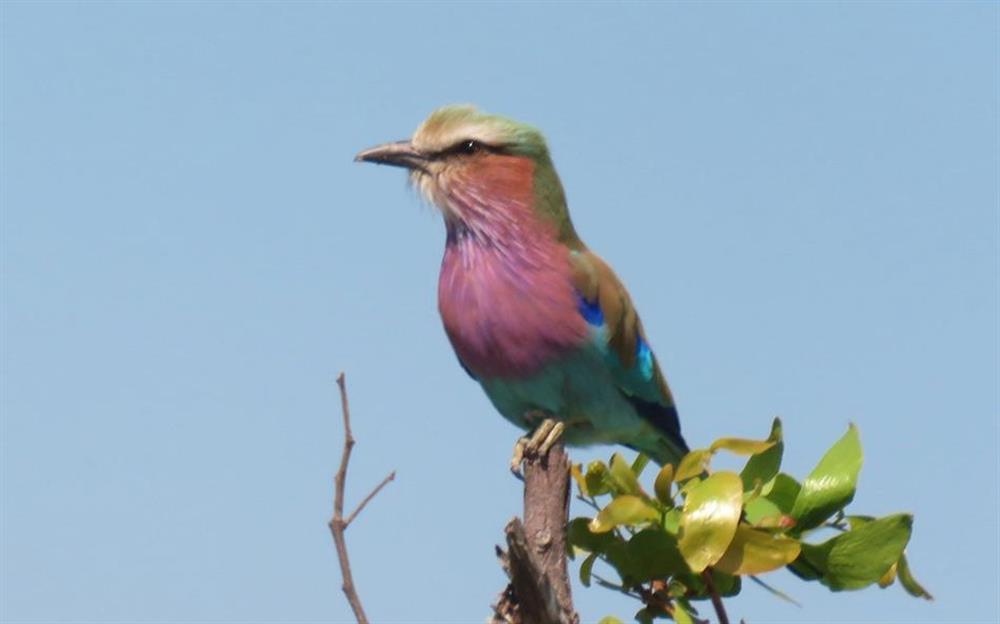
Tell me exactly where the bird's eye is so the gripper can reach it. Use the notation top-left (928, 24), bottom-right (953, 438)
top-left (461, 140), bottom-right (480, 154)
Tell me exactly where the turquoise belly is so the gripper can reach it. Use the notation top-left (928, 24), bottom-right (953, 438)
top-left (478, 344), bottom-right (649, 448)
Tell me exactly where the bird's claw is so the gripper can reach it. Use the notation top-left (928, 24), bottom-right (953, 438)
top-left (510, 418), bottom-right (565, 479)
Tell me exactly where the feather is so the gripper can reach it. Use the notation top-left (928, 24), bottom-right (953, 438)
top-left (570, 249), bottom-right (689, 460)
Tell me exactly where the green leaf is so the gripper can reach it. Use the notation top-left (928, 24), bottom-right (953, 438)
top-left (766, 473), bottom-right (802, 515)
top-left (597, 617), bottom-right (624, 624)
top-left (567, 517), bottom-right (619, 553)
top-left (898, 553), bottom-right (933, 600)
top-left (786, 557), bottom-right (823, 582)
top-left (624, 528), bottom-right (690, 581)
top-left (678, 471), bottom-right (743, 572)
top-left (667, 579), bottom-right (688, 598)
top-left (712, 570), bottom-right (742, 597)
top-left (790, 424), bottom-right (863, 530)
top-left (590, 495), bottom-right (660, 533)
top-left (677, 569), bottom-right (742, 599)
top-left (675, 449), bottom-right (711, 481)
top-left (654, 463), bottom-right (675, 505)
top-left (585, 461), bottom-right (613, 496)
top-left (740, 418), bottom-right (784, 491)
top-left (744, 496), bottom-right (782, 526)
top-left (671, 605), bottom-right (694, 624)
top-left (714, 525), bottom-right (801, 575)
top-left (796, 513), bottom-right (912, 591)
top-left (580, 552), bottom-right (598, 587)
top-left (609, 453), bottom-right (643, 496)
top-left (634, 609), bottom-right (655, 624)
top-left (602, 540), bottom-right (635, 583)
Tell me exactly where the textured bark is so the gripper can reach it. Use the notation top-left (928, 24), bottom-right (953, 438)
top-left (491, 443), bottom-right (579, 624)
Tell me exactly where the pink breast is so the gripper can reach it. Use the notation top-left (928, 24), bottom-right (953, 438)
top-left (438, 235), bottom-right (587, 379)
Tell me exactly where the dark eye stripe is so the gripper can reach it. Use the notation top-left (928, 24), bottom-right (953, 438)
top-left (431, 139), bottom-right (505, 159)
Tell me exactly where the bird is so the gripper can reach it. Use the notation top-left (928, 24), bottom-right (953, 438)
top-left (356, 105), bottom-right (689, 468)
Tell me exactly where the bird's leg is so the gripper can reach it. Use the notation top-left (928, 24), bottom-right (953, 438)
top-left (510, 416), bottom-right (565, 478)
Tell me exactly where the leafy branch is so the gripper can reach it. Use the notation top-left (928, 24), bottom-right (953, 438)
top-left (325, 376), bottom-right (930, 623)
top-left (567, 419), bottom-right (933, 623)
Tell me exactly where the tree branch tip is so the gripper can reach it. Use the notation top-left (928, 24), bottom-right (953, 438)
top-left (344, 470), bottom-right (397, 528)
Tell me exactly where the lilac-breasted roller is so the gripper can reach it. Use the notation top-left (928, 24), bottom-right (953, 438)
top-left (356, 105), bottom-right (689, 467)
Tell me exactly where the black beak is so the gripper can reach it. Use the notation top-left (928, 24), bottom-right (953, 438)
top-left (354, 140), bottom-right (428, 172)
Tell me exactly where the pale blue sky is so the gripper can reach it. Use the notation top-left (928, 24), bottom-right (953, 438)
top-left (2, 2), bottom-right (997, 623)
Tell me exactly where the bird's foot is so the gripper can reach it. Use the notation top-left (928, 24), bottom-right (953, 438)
top-left (510, 417), bottom-right (565, 479)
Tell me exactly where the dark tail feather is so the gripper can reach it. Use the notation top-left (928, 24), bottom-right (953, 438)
top-left (621, 393), bottom-right (690, 467)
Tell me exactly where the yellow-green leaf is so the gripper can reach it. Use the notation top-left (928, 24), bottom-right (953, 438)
top-left (714, 525), bottom-right (801, 575)
top-left (878, 561), bottom-right (898, 588)
top-left (898, 553), bottom-right (933, 600)
top-left (790, 424), bottom-right (863, 530)
top-left (671, 605), bottom-right (694, 624)
top-left (675, 449), bottom-right (711, 482)
top-left (744, 496), bottom-right (783, 526)
top-left (654, 463), bottom-right (675, 505)
top-left (631, 453), bottom-right (651, 477)
top-left (711, 437), bottom-right (776, 456)
top-left (678, 471), bottom-right (743, 572)
top-left (571, 463), bottom-right (587, 496)
top-left (589, 495), bottom-right (660, 533)
top-left (663, 508), bottom-right (681, 534)
top-left (609, 452), bottom-right (642, 496)
top-left (597, 617), bottom-right (624, 624)
top-left (584, 460), bottom-right (612, 496)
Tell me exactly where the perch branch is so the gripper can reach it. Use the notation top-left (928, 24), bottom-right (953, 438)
top-left (328, 372), bottom-right (394, 624)
top-left (491, 441), bottom-right (578, 624)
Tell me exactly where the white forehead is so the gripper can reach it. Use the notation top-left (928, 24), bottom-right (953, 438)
top-left (411, 105), bottom-right (514, 154)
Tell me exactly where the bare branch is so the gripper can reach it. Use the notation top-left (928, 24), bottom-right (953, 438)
top-left (328, 373), bottom-right (394, 624)
top-left (345, 471), bottom-right (396, 528)
top-left (492, 442), bottom-right (579, 624)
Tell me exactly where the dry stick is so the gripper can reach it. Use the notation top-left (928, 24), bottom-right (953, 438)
top-left (701, 569), bottom-right (731, 624)
top-left (328, 372), bottom-right (396, 624)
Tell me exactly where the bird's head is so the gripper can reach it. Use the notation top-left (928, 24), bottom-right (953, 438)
top-left (356, 105), bottom-right (579, 245)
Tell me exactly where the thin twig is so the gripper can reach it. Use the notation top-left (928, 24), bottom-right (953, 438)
top-left (748, 575), bottom-right (802, 608)
top-left (701, 569), bottom-right (731, 624)
top-left (345, 471), bottom-right (396, 527)
top-left (590, 573), bottom-right (643, 600)
top-left (328, 373), bottom-right (394, 624)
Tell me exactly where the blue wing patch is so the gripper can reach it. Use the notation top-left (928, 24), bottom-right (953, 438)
top-left (576, 292), bottom-right (604, 326)
top-left (636, 336), bottom-right (654, 380)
